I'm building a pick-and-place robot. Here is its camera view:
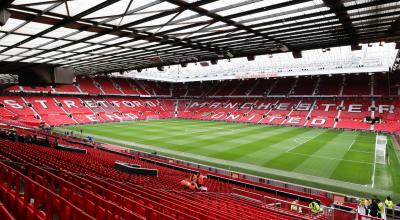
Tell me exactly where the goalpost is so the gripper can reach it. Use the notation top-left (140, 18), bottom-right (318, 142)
top-left (375, 135), bottom-right (387, 165)
top-left (372, 135), bottom-right (387, 187)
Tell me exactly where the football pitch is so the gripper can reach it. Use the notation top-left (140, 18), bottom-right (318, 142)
top-left (61, 119), bottom-right (400, 199)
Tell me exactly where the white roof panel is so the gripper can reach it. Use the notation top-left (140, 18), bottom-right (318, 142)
top-left (0, 18), bottom-right (26, 32)
top-left (14, 22), bottom-right (52, 35)
top-left (0, 34), bottom-right (30, 46)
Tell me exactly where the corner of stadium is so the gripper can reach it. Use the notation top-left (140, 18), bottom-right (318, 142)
top-left (0, 0), bottom-right (400, 219)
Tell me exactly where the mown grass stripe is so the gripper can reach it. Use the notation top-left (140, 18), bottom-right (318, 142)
top-left (262, 130), bottom-right (342, 171)
top-left (210, 127), bottom-right (313, 160)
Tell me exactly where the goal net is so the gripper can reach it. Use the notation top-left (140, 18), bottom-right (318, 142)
top-left (375, 135), bottom-right (387, 165)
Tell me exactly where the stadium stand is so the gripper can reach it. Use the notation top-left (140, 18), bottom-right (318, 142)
top-left (1, 1), bottom-right (400, 219)
top-left (1, 73), bottom-right (400, 132)
top-left (0, 126), bottom-right (333, 220)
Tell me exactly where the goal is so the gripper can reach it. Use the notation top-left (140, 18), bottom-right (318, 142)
top-left (375, 135), bottom-right (387, 165)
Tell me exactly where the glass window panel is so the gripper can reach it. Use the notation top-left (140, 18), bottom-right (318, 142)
top-left (114, 12), bottom-right (159, 26)
top-left (39, 39), bottom-right (70, 50)
top-left (136, 42), bottom-right (159, 48)
top-left (217, 0), bottom-right (289, 16)
top-left (87, 34), bottom-right (117, 43)
top-left (102, 48), bottom-right (130, 55)
top-left (133, 13), bottom-right (179, 29)
top-left (171, 9), bottom-right (198, 23)
top-left (36, 51), bottom-right (62, 58)
top-left (14, 22), bottom-right (52, 35)
top-left (0, 55), bottom-right (10, 61)
top-left (140, 2), bottom-right (177, 13)
top-left (92, 46), bottom-right (120, 54)
top-left (2, 47), bottom-right (29, 56)
top-left (83, 0), bottom-right (132, 19)
top-left (0, 18), bottom-right (26, 32)
top-left (22, 49), bottom-right (44, 56)
top-left (67, 54), bottom-right (90, 60)
top-left (65, 31), bottom-right (97, 41)
top-left (13, 0), bottom-right (52, 4)
top-left (19, 37), bottom-right (54, 48)
top-left (59, 42), bottom-right (91, 51)
top-left (157, 23), bottom-right (192, 33)
top-left (48, 52), bottom-right (74, 59)
top-left (201, 0), bottom-right (246, 10)
top-left (5, 56), bottom-right (24, 62)
top-left (35, 58), bottom-right (53, 63)
top-left (43, 27), bottom-right (77, 38)
top-left (49, 3), bottom-right (69, 16)
top-left (0, 34), bottom-right (30, 46)
top-left (122, 40), bottom-right (152, 47)
top-left (65, 0), bottom-right (108, 16)
top-left (27, 2), bottom-right (56, 11)
top-left (22, 57), bottom-right (41, 63)
top-left (103, 37), bottom-right (132, 45)
top-left (172, 25), bottom-right (209, 36)
top-left (48, 59), bottom-right (64, 64)
top-left (75, 44), bottom-right (104, 53)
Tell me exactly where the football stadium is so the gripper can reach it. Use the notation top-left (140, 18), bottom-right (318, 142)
top-left (0, 0), bottom-right (400, 219)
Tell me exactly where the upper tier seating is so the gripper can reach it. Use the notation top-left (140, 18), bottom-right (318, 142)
top-left (7, 72), bottom-right (397, 99)
top-left (316, 75), bottom-right (342, 96)
top-left (77, 77), bottom-right (103, 95)
top-left (111, 77), bottom-right (141, 95)
top-left (93, 77), bottom-right (122, 95)
top-left (342, 75), bottom-right (371, 96)
top-left (53, 84), bottom-right (81, 93)
top-left (269, 78), bottom-right (296, 96)
top-left (249, 78), bottom-right (277, 96)
top-left (293, 77), bottom-right (317, 95)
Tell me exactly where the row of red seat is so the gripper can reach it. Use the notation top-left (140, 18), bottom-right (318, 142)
top-left (0, 130), bottom-right (327, 220)
top-left (5, 72), bottom-right (400, 97)
top-left (0, 161), bottom-right (95, 220)
top-left (178, 98), bottom-right (400, 132)
top-left (1, 95), bottom-right (399, 132)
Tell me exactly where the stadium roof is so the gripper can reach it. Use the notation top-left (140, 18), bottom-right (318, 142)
top-left (115, 42), bottom-right (398, 82)
top-left (0, 0), bottom-right (400, 75)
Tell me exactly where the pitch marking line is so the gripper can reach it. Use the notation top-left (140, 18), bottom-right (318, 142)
top-left (348, 149), bottom-right (374, 154)
top-left (288, 136), bottom-right (318, 152)
top-left (347, 140), bottom-right (356, 152)
top-left (287, 151), bottom-right (373, 165)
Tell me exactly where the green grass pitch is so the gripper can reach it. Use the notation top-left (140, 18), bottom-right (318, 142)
top-left (61, 119), bottom-right (400, 199)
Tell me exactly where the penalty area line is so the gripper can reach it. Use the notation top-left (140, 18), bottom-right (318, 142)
top-left (347, 140), bottom-right (356, 152)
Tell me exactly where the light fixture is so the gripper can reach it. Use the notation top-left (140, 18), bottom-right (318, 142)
top-left (210, 59), bottom-right (218, 65)
top-left (246, 55), bottom-right (255, 61)
top-left (157, 66), bottom-right (164, 71)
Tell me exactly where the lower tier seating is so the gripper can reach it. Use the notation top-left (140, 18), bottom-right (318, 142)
top-left (0, 95), bottom-right (399, 132)
top-left (0, 128), bottom-right (332, 220)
